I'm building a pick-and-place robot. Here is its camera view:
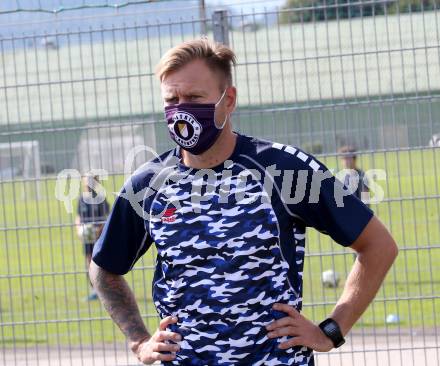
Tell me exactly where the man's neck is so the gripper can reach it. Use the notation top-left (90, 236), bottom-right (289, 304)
top-left (181, 126), bottom-right (237, 169)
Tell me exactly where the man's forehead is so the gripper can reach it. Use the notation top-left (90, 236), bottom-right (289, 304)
top-left (160, 60), bottom-right (223, 93)
top-left (161, 83), bottom-right (208, 96)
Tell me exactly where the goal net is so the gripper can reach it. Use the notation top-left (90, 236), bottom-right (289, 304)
top-left (0, 141), bottom-right (41, 200)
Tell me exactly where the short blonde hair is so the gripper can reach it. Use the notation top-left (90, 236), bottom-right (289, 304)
top-left (156, 38), bottom-right (236, 89)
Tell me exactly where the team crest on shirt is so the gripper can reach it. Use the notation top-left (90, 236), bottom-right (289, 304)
top-left (161, 206), bottom-right (177, 223)
top-left (170, 111), bottom-right (202, 148)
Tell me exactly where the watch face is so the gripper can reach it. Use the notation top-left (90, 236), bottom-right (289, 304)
top-left (319, 319), bottom-right (345, 348)
top-left (324, 321), bottom-right (337, 333)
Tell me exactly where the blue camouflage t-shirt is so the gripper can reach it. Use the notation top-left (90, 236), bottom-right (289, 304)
top-left (93, 133), bottom-right (373, 366)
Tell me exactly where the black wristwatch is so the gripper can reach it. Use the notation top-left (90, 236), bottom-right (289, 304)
top-left (318, 318), bottom-right (345, 348)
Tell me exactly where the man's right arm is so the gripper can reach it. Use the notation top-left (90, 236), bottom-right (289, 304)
top-left (89, 260), bottom-right (150, 349)
top-left (75, 215), bottom-right (83, 238)
top-left (89, 261), bottom-right (181, 364)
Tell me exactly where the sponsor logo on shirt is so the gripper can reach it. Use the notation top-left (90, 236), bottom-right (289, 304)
top-left (161, 207), bottom-right (177, 223)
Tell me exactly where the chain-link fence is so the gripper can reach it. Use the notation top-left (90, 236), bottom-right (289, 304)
top-left (1, 1), bottom-right (439, 365)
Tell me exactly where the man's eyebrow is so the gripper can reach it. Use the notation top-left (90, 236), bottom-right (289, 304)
top-left (163, 94), bottom-right (177, 99)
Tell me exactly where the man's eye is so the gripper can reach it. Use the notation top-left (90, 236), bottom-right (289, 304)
top-left (190, 95), bottom-right (201, 101)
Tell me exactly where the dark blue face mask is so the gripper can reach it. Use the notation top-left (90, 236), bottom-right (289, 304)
top-left (164, 90), bottom-right (228, 155)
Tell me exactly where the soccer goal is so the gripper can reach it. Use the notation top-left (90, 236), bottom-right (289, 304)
top-left (0, 140), bottom-right (41, 200)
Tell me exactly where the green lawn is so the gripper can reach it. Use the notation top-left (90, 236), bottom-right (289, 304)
top-left (1, 147), bottom-right (439, 347)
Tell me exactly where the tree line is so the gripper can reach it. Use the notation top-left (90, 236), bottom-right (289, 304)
top-left (280, 0), bottom-right (439, 23)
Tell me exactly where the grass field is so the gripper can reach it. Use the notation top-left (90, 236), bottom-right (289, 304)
top-left (1, 147), bottom-right (439, 348)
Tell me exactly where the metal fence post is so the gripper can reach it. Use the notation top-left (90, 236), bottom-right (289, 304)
top-left (212, 10), bottom-right (229, 45)
top-left (199, 0), bottom-right (207, 35)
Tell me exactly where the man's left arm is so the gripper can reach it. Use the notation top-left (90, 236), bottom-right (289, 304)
top-left (267, 216), bottom-right (398, 351)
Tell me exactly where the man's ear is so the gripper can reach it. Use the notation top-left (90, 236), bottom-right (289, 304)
top-left (226, 86), bottom-right (237, 113)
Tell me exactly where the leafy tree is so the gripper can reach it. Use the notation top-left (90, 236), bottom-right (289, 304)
top-left (279, 0), bottom-right (439, 24)
top-left (388, 0), bottom-right (439, 13)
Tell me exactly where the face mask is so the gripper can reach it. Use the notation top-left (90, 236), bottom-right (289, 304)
top-left (164, 89), bottom-right (228, 155)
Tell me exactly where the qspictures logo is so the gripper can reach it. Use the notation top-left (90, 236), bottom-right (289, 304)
top-left (54, 144), bottom-right (387, 219)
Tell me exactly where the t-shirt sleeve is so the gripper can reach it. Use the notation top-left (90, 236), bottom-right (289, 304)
top-left (284, 152), bottom-right (374, 247)
top-left (92, 182), bottom-right (153, 275)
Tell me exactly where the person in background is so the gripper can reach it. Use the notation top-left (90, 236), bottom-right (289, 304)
top-left (338, 145), bottom-right (370, 206)
top-left (75, 174), bottom-right (110, 301)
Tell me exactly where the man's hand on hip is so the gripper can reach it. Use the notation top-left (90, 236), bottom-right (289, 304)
top-left (131, 316), bottom-right (182, 364)
top-left (266, 303), bottom-right (333, 352)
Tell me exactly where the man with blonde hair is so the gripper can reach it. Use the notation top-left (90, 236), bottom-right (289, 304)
top-left (90, 38), bottom-right (398, 365)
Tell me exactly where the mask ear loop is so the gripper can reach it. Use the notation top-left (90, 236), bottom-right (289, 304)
top-left (215, 113), bottom-right (229, 130)
top-left (214, 89), bottom-right (231, 130)
top-left (215, 89), bottom-right (228, 107)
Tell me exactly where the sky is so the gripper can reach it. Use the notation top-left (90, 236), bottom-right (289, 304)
top-left (0, 0), bottom-right (286, 37)
top-left (210, 0), bottom-right (285, 12)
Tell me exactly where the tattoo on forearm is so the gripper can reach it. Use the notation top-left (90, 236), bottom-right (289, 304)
top-left (91, 266), bottom-right (150, 343)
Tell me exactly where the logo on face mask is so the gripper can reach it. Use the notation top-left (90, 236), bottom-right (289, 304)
top-left (170, 111), bottom-right (202, 148)
top-left (164, 89), bottom-right (229, 155)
